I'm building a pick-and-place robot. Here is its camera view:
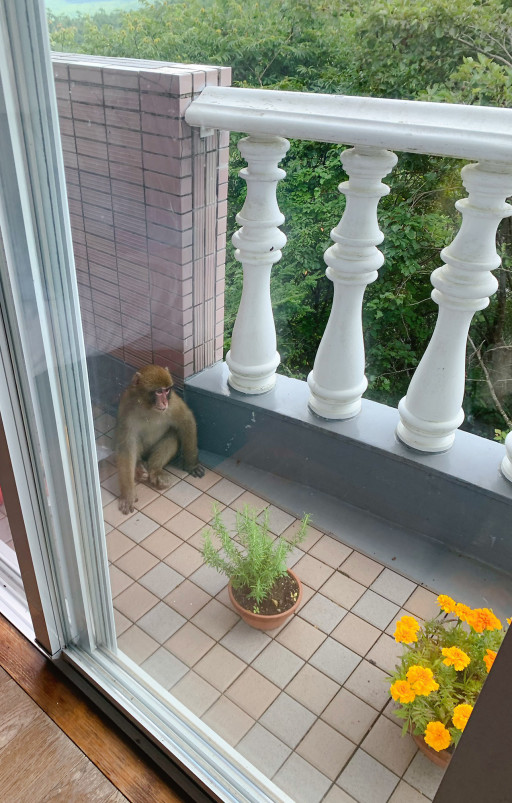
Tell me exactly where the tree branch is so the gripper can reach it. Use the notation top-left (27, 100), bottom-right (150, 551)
top-left (468, 335), bottom-right (512, 429)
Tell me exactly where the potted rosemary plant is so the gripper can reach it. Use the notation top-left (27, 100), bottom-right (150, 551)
top-left (202, 505), bottom-right (310, 630)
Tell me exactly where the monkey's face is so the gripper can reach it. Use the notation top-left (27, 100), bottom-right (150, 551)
top-left (154, 385), bottom-right (171, 411)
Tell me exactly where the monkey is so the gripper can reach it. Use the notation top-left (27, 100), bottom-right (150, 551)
top-left (116, 364), bottom-right (204, 514)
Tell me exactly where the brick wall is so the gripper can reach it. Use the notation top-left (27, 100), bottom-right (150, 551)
top-left (52, 53), bottom-right (230, 389)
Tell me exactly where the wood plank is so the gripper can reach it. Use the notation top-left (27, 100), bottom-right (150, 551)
top-left (0, 676), bottom-right (44, 750)
top-left (0, 713), bottom-right (83, 801)
top-left (42, 752), bottom-right (129, 802)
top-left (0, 615), bottom-right (196, 803)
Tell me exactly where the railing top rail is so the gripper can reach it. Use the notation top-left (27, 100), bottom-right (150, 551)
top-left (186, 86), bottom-right (512, 163)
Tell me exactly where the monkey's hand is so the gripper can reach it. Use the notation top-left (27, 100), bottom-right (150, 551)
top-left (118, 495), bottom-right (136, 515)
top-left (189, 464), bottom-right (205, 478)
top-left (148, 470), bottom-right (171, 490)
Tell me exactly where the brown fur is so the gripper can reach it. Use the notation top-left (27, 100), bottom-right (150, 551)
top-left (116, 365), bottom-right (204, 514)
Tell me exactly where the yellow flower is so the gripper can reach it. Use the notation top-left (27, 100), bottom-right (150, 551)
top-left (390, 680), bottom-right (416, 704)
top-left (483, 649), bottom-right (497, 673)
top-left (424, 721), bottom-right (452, 752)
top-left (466, 608), bottom-right (502, 633)
top-left (453, 603), bottom-right (472, 622)
top-left (394, 615), bottom-right (421, 644)
top-left (441, 646), bottom-right (471, 671)
top-left (507, 618), bottom-right (511, 626)
top-left (452, 704), bottom-right (473, 732)
top-left (406, 665), bottom-right (439, 696)
top-left (437, 595), bottom-right (457, 614)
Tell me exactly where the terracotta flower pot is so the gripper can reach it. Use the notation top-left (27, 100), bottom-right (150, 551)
top-left (228, 569), bottom-right (302, 630)
top-left (411, 732), bottom-right (453, 768)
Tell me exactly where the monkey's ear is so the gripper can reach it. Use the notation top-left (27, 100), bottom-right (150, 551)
top-left (164, 367), bottom-right (174, 387)
top-left (131, 372), bottom-right (142, 386)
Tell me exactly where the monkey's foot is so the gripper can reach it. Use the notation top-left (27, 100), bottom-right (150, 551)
top-left (189, 464), bottom-right (205, 478)
top-left (149, 471), bottom-right (171, 490)
top-left (135, 462), bottom-right (149, 482)
top-left (118, 496), bottom-right (136, 515)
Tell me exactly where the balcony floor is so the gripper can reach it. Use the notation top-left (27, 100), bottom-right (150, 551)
top-left (95, 405), bottom-right (512, 803)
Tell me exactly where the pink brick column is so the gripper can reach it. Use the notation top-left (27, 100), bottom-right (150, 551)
top-left (52, 54), bottom-right (230, 389)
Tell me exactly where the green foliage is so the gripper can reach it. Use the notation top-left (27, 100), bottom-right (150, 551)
top-left (202, 506), bottom-right (309, 610)
top-left (48, 0), bottom-right (512, 437)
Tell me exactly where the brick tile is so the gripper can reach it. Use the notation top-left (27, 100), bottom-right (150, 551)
top-left (191, 598), bottom-right (238, 640)
top-left (165, 509), bottom-right (205, 539)
top-left (344, 660), bottom-right (390, 711)
top-left (208, 478), bottom-right (245, 505)
top-left (340, 552), bottom-right (384, 586)
top-left (285, 664), bottom-right (339, 716)
top-left (220, 620), bottom-right (271, 663)
top-left (189, 564), bottom-right (227, 596)
top-left (164, 622), bottom-right (214, 667)
top-left (252, 641), bottom-right (304, 689)
top-left (109, 565), bottom-right (132, 597)
top-left (117, 511), bottom-right (161, 543)
top-left (137, 600), bottom-right (186, 643)
top-left (403, 586), bottom-right (440, 621)
top-left (321, 572), bottom-right (367, 609)
top-left (185, 494), bottom-right (224, 522)
top-left (141, 646), bottom-right (188, 690)
top-left (117, 624), bottom-right (158, 664)
top-left (142, 496), bottom-right (181, 526)
top-left (330, 612), bottom-right (381, 656)
top-left (276, 615), bottom-right (327, 660)
top-left (362, 715), bottom-right (418, 776)
top-left (322, 688), bottom-right (379, 743)
top-left (282, 521), bottom-right (324, 552)
top-left (164, 579), bottom-right (211, 618)
top-left (164, 543), bottom-right (203, 577)
top-left (309, 535), bottom-right (352, 568)
top-left (171, 671), bottom-right (220, 716)
top-left (337, 750), bottom-right (399, 803)
top-left (389, 780), bottom-right (431, 803)
top-left (309, 638), bottom-right (361, 686)
top-left (370, 569), bottom-right (417, 606)
top-left (273, 754), bottom-right (332, 803)
top-left (106, 529), bottom-right (134, 562)
top-left (202, 696), bottom-right (254, 747)
top-left (163, 480), bottom-right (202, 507)
top-left (225, 666), bottom-right (280, 719)
top-left (323, 787), bottom-right (358, 803)
top-left (194, 644), bottom-right (245, 692)
top-left (291, 554), bottom-right (334, 590)
top-left (299, 593), bottom-right (347, 634)
top-left (403, 752), bottom-right (446, 799)
top-left (236, 724), bottom-right (291, 778)
top-left (366, 633), bottom-right (403, 674)
top-left (260, 692), bottom-right (316, 749)
top-left (296, 719), bottom-right (355, 781)
top-left (114, 608), bottom-right (131, 638)
top-left (352, 590), bottom-right (400, 630)
top-left (260, 505), bottom-right (295, 536)
top-left (139, 563), bottom-right (184, 598)
top-left (114, 581), bottom-right (159, 622)
top-left (115, 545), bottom-right (159, 580)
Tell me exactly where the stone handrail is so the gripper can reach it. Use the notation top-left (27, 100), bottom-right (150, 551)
top-left (186, 86), bottom-right (512, 466)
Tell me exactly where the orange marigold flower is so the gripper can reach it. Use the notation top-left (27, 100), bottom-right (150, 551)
top-left (394, 615), bottom-right (421, 644)
top-left (467, 608), bottom-right (502, 633)
top-left (424, 721), bottom-right (451, 752)
top-left (452, 704), bottom-right (473, 732)
top-left (390, 679), bottom-right (416, 704)
top-left (437, 595), bottom-right (457, 614)
top-left (453, 603), bottom-right (472, 622)
top-left (406, 665), bottom-right (439, 696)
top-left (483, 649), bottom-right (497, 673)
top-left (507, 618), bottom-right (511, 626)
top-left (441, 646), bottom-right (471, 671)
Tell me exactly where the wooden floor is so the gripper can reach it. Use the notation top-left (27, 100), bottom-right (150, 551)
top-left (0, 615), bottom-right (194, 803)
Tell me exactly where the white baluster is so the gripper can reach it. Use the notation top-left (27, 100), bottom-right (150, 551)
top-left (397, 162), bottom-right (512, 452)
top-left (307, 146), bottom-right (397, 418)
top-left (226, 135), bottom-right (289, 394)
top-left (501, 432), bottom-right (512, 482)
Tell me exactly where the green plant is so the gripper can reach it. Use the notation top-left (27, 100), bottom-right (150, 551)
top-left (202, 505), bottom-right (309, 610)
top-left (389, 594), bottom-right (508, 753)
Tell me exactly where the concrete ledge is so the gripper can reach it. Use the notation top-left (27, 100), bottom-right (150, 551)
top-left (185, 362), bottom-right (512, 575)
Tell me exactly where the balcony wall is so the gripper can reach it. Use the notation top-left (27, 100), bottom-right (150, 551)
top-left (52, 53), bottom-right (230, 398)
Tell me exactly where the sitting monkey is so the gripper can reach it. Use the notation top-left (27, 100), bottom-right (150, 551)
top-left (116, 364), bottom-right (204, 514)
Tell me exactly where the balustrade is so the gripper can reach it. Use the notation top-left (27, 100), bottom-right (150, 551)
top-left (186, 88), bottom-right (512, 476)
top-left (225, 135), bottom-right (289, 393)
top-left (307, 145), bottom-right (397, 419)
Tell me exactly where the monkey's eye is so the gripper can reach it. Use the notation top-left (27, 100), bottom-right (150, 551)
top-left (156, 387), bottom-right (171, 395)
